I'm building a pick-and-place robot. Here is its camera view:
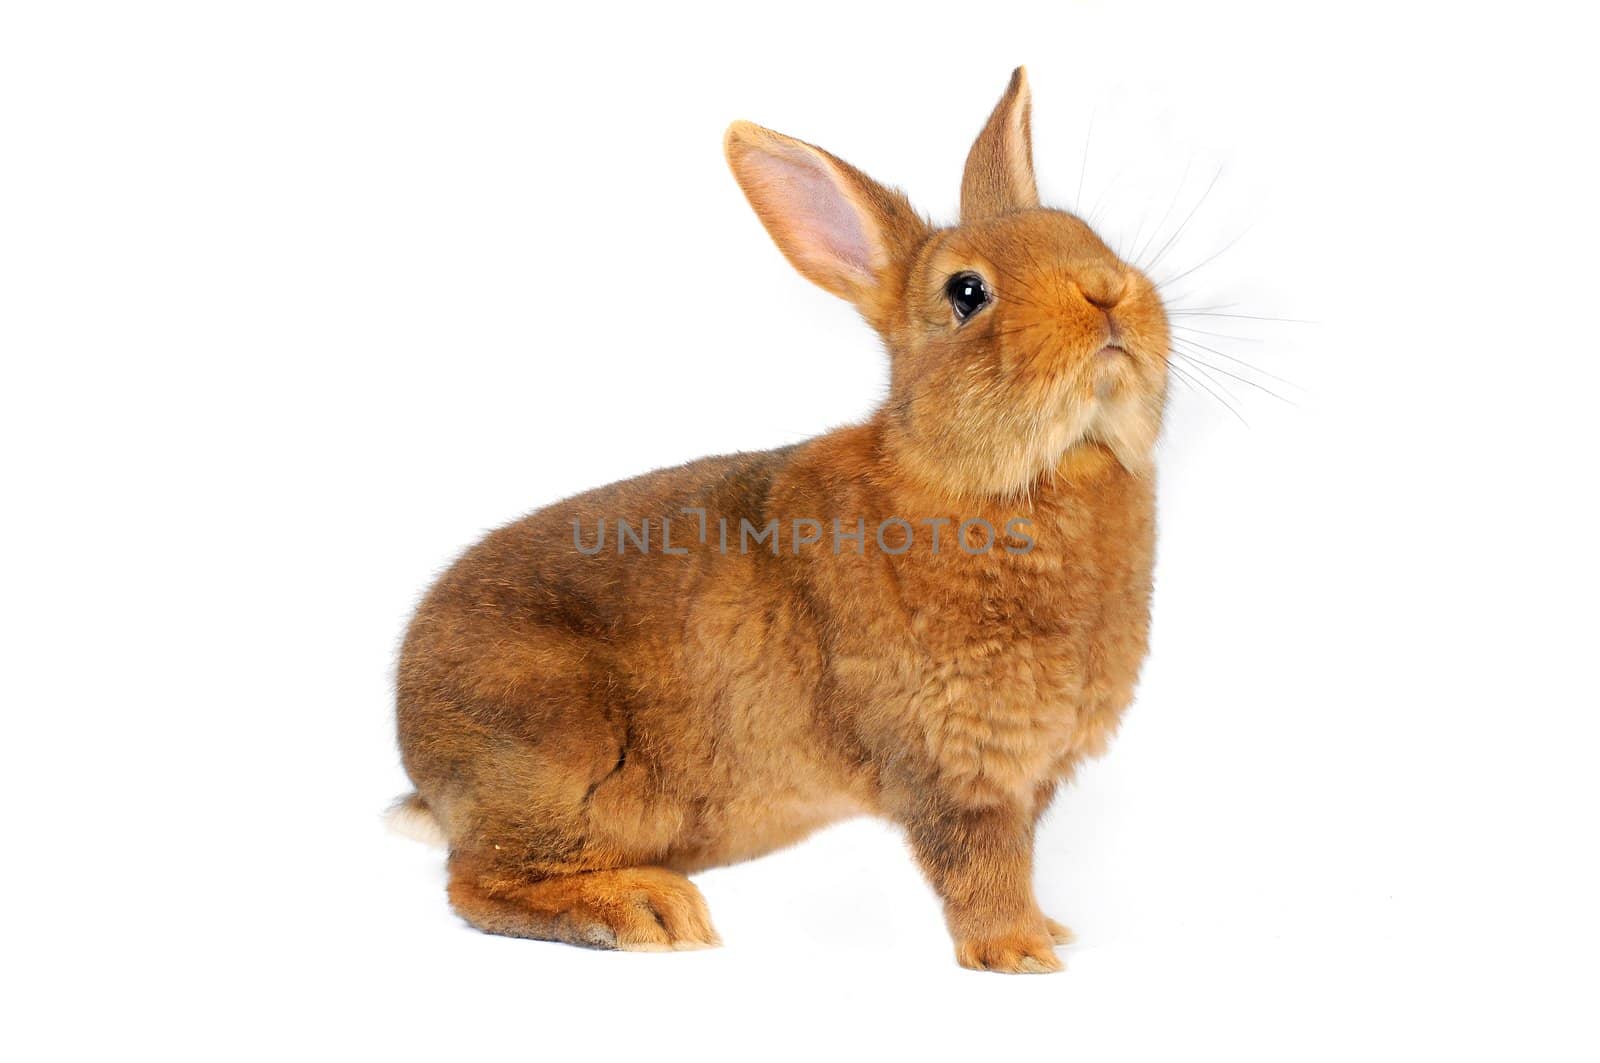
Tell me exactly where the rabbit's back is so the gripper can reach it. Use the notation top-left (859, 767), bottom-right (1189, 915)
top-left (395, 440), bottom-right (877, 868)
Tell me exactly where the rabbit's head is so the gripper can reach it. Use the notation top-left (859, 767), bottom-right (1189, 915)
top-left (726, 68), bottom-right (1169, 497)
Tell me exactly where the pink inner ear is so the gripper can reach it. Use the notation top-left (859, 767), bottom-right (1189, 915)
top-left (756, 148), bottom-right (872, 275)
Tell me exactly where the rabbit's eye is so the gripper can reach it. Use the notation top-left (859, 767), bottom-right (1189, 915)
top-left (946, 272), bottom-right (991, 322)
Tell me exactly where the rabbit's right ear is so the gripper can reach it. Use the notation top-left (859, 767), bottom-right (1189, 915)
top-left (725, 122), bottom-right (927, 323)
top-left (961, 67), bottom-right (1039, 222)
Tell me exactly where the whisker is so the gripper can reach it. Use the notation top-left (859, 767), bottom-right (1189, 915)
top-left (1163, 302), bottom-right (1241, 314)
top-left (995, 290), bottom-right (1049, 312)
top-left (1076, 115), bottom-right (1095, 213)
top-left (1141, 168), bottom-right (1222, 276)
top-left (1155, 225), bottom-right (1253, 291)
top-left (1131, 160), bottom-right (1192, 267)
top-left (1168, 361), bottom-right (1248, 426)
top-left (1170, 335), bottom-right (1301, 389)
top-left (1171, 324), bottom-right (1262, 344)
top-left (1173, 356), bottom-right (1243, 406)
top-left (1173, 351), bottom-right (1296, 405)
top-left (1019, 238), bottom-right (1051, 283)
top-left (1083, 163), bottom-right (1126, 229)
top-left (991, 324), bottom-right (1043, 340)
top-left (1170, 311), bottom-right (1313, 324)
top-left (983, 259), bottom-right (1051, 310)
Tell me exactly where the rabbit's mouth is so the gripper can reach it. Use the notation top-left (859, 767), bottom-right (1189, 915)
top-left (1092, 344), bottom-right (1135, 399)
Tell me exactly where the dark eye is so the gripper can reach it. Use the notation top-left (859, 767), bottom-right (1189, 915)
top-left (945, 271), bottom-right (991, 322)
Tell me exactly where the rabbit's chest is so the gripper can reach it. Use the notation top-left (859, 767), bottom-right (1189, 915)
top-left (901, 615), bottom-right (1142, 804)
top-left (890, 492), bottom-right (1156, 803)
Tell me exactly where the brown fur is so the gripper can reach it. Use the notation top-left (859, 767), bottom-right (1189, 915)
top-left (395, 67), bottom-right (1169, 973)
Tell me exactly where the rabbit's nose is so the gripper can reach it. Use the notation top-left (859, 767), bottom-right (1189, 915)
top-left (1076, 267), bottom-right (1127, 310)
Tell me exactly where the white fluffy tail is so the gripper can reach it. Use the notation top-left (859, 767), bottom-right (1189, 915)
top-left (385, 792), bottom-right (447, 848)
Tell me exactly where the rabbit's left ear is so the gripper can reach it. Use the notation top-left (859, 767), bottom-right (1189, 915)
top-left (961, 67), bottom-right (1040, 222)
top-left (725, 121), bottom-right (926, 324)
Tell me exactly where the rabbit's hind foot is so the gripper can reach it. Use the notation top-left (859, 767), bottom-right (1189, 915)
top-left (447, 860), bottom-right (720, 952)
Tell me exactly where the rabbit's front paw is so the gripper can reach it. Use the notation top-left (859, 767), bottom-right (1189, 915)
top-left (955, 930), bottom-right (1064, 974)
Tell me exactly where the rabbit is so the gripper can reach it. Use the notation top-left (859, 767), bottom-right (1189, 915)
top-left (392, 67), bottom-right (1169, 973)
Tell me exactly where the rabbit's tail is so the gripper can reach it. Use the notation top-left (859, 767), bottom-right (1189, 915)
top-left (385, 791), bottom-right (447, 848)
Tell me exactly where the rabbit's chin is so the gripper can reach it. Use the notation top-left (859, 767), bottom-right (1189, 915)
top-left (1041, 396), bottom-right (1161, 483)
top-left (1082, 390), bottom-right (1164, 476)
top-left (1017, 359), bottom-right (1161, 481)
top-left (1079, 352), bottom-right (1165, 474)
top-left (890, 375), bottom-right (1164, 501)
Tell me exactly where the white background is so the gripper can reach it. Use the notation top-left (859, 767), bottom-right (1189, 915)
top-left (3, 1), bottom-right (1596, 1059)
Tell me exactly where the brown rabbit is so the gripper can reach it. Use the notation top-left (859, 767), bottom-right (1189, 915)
top-left (393, 67), bottom-right (1169, 973)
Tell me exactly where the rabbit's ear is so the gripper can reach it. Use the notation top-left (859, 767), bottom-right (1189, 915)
top-left (725, 122), bottom-right (925, 317)
top-left (961, 67), bottom-right (1040, 222)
